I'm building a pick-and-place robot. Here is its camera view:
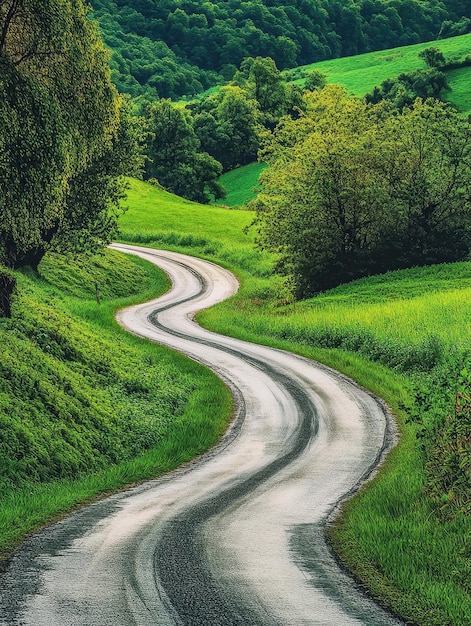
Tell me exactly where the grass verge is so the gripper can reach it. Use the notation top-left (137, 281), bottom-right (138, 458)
top-left (0, 248), bottom-right (232, 560)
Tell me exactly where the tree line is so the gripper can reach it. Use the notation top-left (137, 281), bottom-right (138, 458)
top-left (365, 46), bottom-right (471, 109)
top-left (142, 57), bottom-right (304, 202)
top-left (90, 0), bottom-right (471, 100)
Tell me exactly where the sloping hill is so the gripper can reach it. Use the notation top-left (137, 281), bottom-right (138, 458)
top-left (291, 32), bottom-right (471, 115)
top-left (90, 0), bottom-right (470, 99)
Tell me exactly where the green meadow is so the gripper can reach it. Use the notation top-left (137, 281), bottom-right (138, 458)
top-left (290, 32), bottom-right (471, 115)
top-left (212, 162), bottom-right (267, 207)
top-left (120, 178), bottom-right (273, 277)
top-left (118, 179), bottom-right (471, 625)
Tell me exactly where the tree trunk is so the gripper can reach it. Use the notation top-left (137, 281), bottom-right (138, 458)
top-left (0, 267), bottom-right (16, 317)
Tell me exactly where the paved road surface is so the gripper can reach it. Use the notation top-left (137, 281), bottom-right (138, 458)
top-left (0, 245), bottom-right (403, 625)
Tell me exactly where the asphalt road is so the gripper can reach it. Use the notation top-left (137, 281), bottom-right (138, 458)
top-left (0, 244), bottom-right (403, 625)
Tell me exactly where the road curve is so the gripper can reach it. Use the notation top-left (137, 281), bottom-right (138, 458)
top-left (0, 244), bottom-right (403, 626)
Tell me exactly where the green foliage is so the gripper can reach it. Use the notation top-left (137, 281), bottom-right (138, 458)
top-left (408, 354), bottom-right (471, 519)
top-left (365, 67), bottom-right (449, 108)
top-left (304, 69), bottom-right (327, 91)
top-left (419, 46), bottom-right (446, 68)
top-left (252, 88), bottom-right (471, 297)
top-left (233, 56), bottom-right (304, 127)
top-left (143, 99), bottom-right (224, 203)
top-left (0, 265), bottom-right (15, 318)
top-left (0, 0), bottom-right (143, 269)
top-left (0, 251), bottom-right (172, 486)
top-left (89, 0), bottom-right (466, 99)
top-left (191, 85), bottom-right (263, 171)
top-left (439, 16), bottom-right (471, 38)
top-left (140, 71), bottom-right (277, 202)
top-left (139, 57), bottom-right (300, 199)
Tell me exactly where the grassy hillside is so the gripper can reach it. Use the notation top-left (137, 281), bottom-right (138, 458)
top-left (120, 178), bottom-right (274, 277)
top-left (212, 162), bottom-right (267, 207)
top-left (208, 35), bottom-right (471, 211)
top-left (0, 248), bottom-right (232, 559)
top-left (290, 32), bottom-right (471, 115)
top-left (118, 180), bottom-right (471, 625)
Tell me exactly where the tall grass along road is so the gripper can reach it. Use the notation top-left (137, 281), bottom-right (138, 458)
top-left (0, 244), bottom-right (400, 625)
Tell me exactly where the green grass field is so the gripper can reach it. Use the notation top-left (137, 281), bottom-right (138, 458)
top-left (120, 177), bottom-right (274, 277)
top-left (117, 180), bottom-right (471, 625)
top-left (290, 32), bottom-right (471, 115)
top-left (212, 162), bottom-right (267, 207)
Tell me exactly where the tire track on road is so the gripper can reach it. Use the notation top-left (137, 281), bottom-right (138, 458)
top-left (0, 245), bottom-right (403, 626)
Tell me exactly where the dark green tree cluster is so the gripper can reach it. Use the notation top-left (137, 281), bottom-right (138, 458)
top-left (252, 86), bottom-right (471, 298)
top-left (90, 9), bottom-right (219, 100)
top-left (0, 0), bottom-right (143, 271)
top-left (143, 99), bottom-right (225, 203)
top-left (365, 67), bottom-right (449, 109)
top-left (189, 86), bottom-right (263, 172)
top-left (365, 47), bottom-right (454, 110)
top-left (438, 0), bottom-right (471, 37)
top-left (142, 57), bottom-right (302, 201)
top-left (90, 0), bottom-right (469, 99)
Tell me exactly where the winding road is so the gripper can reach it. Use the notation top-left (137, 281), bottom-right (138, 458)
top-left (0, 244), bottom-right (403, 625)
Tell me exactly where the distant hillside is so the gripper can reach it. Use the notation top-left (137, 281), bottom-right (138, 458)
top-left (290, 32), bottom-right (471, 116)
top-left (90, 0), bottom-right (471, 99)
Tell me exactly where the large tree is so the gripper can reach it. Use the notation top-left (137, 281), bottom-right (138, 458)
top-left (252, 87), bottom-right (471, 297)
top-left (380, 98), bottom-right (471, 269)
top-left (0, 0), bottom-right (140, 269)
top-left (233, 56), bottom-right (303, 128)
top-left (143, 99), bottom-right (225, 203)
top-left (193, 86), bottom-right (262, 172)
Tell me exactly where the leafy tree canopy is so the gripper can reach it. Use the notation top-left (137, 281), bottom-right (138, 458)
top-left (0, 0), bottom-right (143, 269)
top-left (143, 99), bottom-right (225, 203)
top-left (89, 0), bottom-right (470, 99)
top-left (190, 86), bottom-right (263, 171)
top-left (251, 87), bottom-right (471, 298)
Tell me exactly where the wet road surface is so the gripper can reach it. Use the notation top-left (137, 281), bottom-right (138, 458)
top-left (0, 245), bottom-right (403, 625)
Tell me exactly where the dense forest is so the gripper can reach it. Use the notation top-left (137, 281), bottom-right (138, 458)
top-left (91, 0), bottom-right (471, 99)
